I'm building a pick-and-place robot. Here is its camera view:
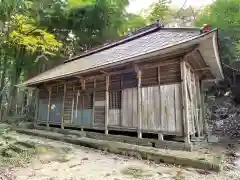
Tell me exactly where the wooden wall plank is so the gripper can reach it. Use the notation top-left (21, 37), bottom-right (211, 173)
top-left (121, 88), bottom-right (138, 128)
top-left (174, 84), bottom-right (182, 134)
top-left (137, 69), bottom-right (142, 138)
top-left (181, 60), bottom-right (190, 144)
top-left (94, 91), bottom-right (105, 127)
top-left (109, 109), bottom-right (120, 126)
top-left (195, 75), bottom-right (203, 136)
top-left (139, 84), bottom-right (182, 134)
top-left (47, 86), bottom-right (52, 128)
top-left (105, 75), bottom-right (110, 134)
top-left (92, 79), bottom-right (96, 126)
top-left (61, 83), bottom-right (66, 129)
top-left (35, 88), bottom-right (39, 126)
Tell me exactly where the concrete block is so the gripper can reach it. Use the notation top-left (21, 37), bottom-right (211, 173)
top-left (207, 135), bottom-right (219, 143)
top-left (16, 128), bottom-right (222, 172)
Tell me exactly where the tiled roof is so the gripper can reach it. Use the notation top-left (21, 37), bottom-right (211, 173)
top-left (21, 27), bottom-right (202, 86)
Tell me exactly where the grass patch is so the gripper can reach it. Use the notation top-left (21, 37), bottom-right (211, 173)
top-left (172, 176), bottom-right (186, 180)
top-left (0, 131), bottom-right (72, 167)
top-left (121, 166), bottom-right (153, 178)
top-left (0, 148), bottom-right (35, 167)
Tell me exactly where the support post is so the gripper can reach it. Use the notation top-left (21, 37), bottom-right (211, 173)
top-left (201, 81), bottom-right (208, 134)
top-left (194, 75), bottom-right (201, 137)
top-left (34, 88), bottom-right (39, 127)
top-left (120, 76), bottom-right (123, 126)
top-left (92, 78), bottom-right (96, 127)
top-left (188, 69), bottom-right (196, 138)
top-left (180, 60), bottom-right (190, 145)
top-left (157, 66), bottom-right (163, 140)
top-left (61, 83), bottom-right (66, 129)
top-left (105, 75), bottom-right (110, 134)
top-left (71, 84), bottom-right (75, 124)
top-left (47, 86), bottom-right (52, 128)
top-left (137, 68), bottom-right (142, 138)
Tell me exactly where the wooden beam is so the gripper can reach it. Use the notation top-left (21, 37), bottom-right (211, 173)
top-left (61, 83), bottom-right (66, 129)
top-left (195, 75), bottom-right (203, 136)
top-left (47, 86), bottom-right (52, 128)
top-left (133, 64), bottom-right (140, 73)
top-left (139, 61), bottom-right (179, 70)
top-left (120, 76), bottom-right (123, 126)
top-left (55, 80), bottom-right (66, 83)
top-left (194, 67), bottom-right (211, 72)
top-left (157, 66), bottom-right (163, 140)
top-left (76, 75), bottom-right (83, 79)
top-left (92, 78), bottom-right (96, 127)
top-left (180, 60), bottom-right (190, 145)
top-left (71, 84), bottom-right (75, 124)
top-left (80, 79), bottom-right (85, 90)
top-left (137, 67), bottom-right (142, 138)
top-left (105, 75), bottom-right (110, 134)
top-left (34, 88), bottom-right (40, 127)
top-left (201, 81), bottom-right (208, 134)
top-left (81, 94), bottom-right (84, 127)
top-left (100, 70), bottom-right (109, 75)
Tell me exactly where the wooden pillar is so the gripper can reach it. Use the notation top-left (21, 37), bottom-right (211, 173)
top-left (71, 84), bottom-right (75, 124)
top-left (157, 66), bottom-right (163, 140)
top-left (92, 78), bottom-right (96, 127)
top-left (47, 86), bottom-right (52, 128)
top-left (195, 75), bottom-right (202, 136)
top-left (61, 83), bottom-right (66, 129)
top-left (34, 88), bottom-right (40, 127)
top-left (120, 76), bottom-right (123, 126)
top-left (80, 79), bottom-right (85, 128)
top-left (180, 60), bottom-right (190, 144)
top-left (201, 81), bottom-right (208, 134)
top-left (137, 68), bottom-right (142, 138)
top-left (105, 75), bottom-right (110, 134)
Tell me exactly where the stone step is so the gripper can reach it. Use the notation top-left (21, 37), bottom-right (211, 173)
top-left (15, 141), bottom-right (36, 149)
top-left (1, 149), bottom-right (18, 158)
top-left (9, 144), bottom-right (29, 153)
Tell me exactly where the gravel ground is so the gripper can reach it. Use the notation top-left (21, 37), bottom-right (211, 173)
top-left (3, 133), bottom-right (240, 180)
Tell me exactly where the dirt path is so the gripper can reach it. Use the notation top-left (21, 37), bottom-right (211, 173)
top-left (3, 133), bottom-right (240, 180)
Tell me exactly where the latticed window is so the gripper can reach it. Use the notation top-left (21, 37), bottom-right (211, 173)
top-left (109, 91), bottom-right (121, 109)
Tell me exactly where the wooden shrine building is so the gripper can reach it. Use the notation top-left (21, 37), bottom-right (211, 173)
top-left (19, 23), bottom-right (224, 145)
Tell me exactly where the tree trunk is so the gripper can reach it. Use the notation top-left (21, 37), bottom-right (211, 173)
top-left (0, 58), bottom-right (8, 121)
top-left (0, 58), bottom-right (8, 105)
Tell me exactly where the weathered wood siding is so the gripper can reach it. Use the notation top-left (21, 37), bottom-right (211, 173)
top-left (141, 84), bottom-right (182, 133)
top-left (71, 79), bottom-right (94, 127)
top-left (94, 91), bottom-right (105, 127)
top-left (35, 55), bottom-right (204, 137)
top-left (184, 63), bottom-right (202, 135)
top-left (108, 91), bottom-right (121, 126)
top-left (121, 88), bottom-right (138, 128)
top-left (49, 84), bottom-right (63, 125)
top-left (63, 82), bottom-right (74, 125)
top-left (72, 91), bottom-right (93, 127)
top-left (38, 86), bottom-right (48, 123)
top-left (120, 84), bottom-right (182, 134)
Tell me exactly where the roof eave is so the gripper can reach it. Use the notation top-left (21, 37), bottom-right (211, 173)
top-left (19, 30), bottom-right (220, 87)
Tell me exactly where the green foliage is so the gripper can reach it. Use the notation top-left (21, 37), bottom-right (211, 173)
top-left (9, 15), bottom-right (62, 55)
top-left (143, 0), bottom-right (172, 23)
top-left (195, 0), bottom-right (240, 64)
top-left (68, 0), bottom-right (96, 9)
top-left (119, 13), bottom-right (147, 36)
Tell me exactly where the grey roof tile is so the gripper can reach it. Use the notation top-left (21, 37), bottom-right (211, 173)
top-left (22, 28), bottom-right (201, 86)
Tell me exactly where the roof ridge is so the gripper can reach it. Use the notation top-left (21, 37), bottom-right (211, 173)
top-left (64, 23), bottom-right (201, 64)
top-left (64, 22), bottom-right (162, 63)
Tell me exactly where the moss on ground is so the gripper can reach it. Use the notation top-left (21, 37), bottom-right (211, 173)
top-left (0, 127), bottom-right (71, 168)
top-left (121, 166), bottom-right (154, 178)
